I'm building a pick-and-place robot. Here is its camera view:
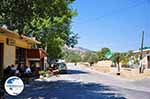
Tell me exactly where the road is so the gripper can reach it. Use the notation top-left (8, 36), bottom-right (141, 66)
top-left (6, 64), bottom-right (150, 99)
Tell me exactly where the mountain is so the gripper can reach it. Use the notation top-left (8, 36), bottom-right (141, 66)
top-left (64, 46), bottom-right (92, 54)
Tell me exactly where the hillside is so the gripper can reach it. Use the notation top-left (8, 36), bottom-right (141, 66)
top-left (64, 46), bottom-right (92, 54)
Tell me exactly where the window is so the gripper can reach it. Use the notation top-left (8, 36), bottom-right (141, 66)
top-left (16, 47), bottom-right (26, 65)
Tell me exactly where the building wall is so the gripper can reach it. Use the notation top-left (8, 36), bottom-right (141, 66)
top-left (3, 42), bottom-right (16, 68)
top-left (0, 33), bottom-right (5, 43)
top-left (134, 50), bottom-right (150, 69)
top-left (141, 56), bottom-right (148, 69)
top-left (0, 35), bottom-right (16, 68)
top-left (143, 55), bottom-right (150, 69)
top-left (0, 32), bottom-right (32, 68)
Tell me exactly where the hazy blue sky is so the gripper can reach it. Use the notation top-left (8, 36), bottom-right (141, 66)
top-left (71, 0), bottom-right (150, 52)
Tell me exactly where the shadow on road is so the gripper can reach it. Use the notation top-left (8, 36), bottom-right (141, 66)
top-left (66, 69), bottom-right (89, 75)
top-left (6, 80), bottom-right (126, 99)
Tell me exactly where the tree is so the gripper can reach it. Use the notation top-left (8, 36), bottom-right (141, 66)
top-left (0, 0), bottom-right (78, 63)
top-left (111, 53), bottom-right (121, 75)
top-left (96, 48), bottom-right (110, 60)
top-left (83, 52), bottom-right (99, 66)
top-left (120, 53), bottom-right (128, 66)
top-left (0, 0), bottom-right (34, 34)
top-left (64, 51), bottom-right (81, 63)
top-left (120, 50), bottom-right (133, 66)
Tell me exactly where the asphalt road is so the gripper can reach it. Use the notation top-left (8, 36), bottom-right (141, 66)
top-left (5, 64), bottom-right (150, 99)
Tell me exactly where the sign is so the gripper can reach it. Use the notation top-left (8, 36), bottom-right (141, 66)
top-left (6, 38), bottom-right (16, 46)
top-left (4, 76), bottom-right (24, 96)
top-left (105, 50), bottom-right (113, 59)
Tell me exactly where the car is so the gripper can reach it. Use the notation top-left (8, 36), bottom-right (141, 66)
top-left (57, 62), bottom-right (67, 74)
top-left (52, 62), bottom-right (67, 74)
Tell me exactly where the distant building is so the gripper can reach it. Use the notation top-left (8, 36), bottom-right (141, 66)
top-left (133, 49), bottom-right (150, 69)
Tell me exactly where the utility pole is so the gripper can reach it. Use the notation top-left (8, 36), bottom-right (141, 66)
top-left (139, 31), bottom-right (144, 73)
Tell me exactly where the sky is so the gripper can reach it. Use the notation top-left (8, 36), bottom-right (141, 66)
top-left (71, 0), bottom-right (150, 52)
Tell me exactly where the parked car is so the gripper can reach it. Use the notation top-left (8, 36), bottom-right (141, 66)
top-left (57, 62), bottom-right (67, 74)
top-left (52, 62), bottom-right (67, 74)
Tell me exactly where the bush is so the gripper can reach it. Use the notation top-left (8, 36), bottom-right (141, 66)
top-left (39, 70), bottom-right (47, 77)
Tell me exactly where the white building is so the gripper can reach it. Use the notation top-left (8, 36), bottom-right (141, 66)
top-left (133, 49), bottom-right (150, 69)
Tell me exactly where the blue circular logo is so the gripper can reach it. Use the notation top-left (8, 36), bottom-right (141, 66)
top-left (4, 76), bottom-right (24, 96)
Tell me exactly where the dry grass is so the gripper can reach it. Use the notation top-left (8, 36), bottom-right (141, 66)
top-left (118, 69), bottom-right (150, 80)
top-left (81, 63), bottom-right (150, 80)
top-left (91, 66), bottom-right (111, 73)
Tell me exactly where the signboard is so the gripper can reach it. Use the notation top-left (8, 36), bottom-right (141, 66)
top-left (6, 38), bottom-right (15, 46)
top-left (105, 50), bottom-right (113, 59)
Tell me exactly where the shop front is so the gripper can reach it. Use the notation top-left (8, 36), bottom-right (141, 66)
top-left (0, 27), bottom-right (40, 80)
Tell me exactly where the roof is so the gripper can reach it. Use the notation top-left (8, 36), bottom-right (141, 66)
top-left (27, 48), bottom-right (48, 59)
top-left (39, 48), bottom-right (48, 56)
top-left (133, 48), bottom-right (150, 53)
top-left (0, 27), bottom-right (41, 44)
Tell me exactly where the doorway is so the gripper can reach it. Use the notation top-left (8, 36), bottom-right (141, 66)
top-left (148, 56), bottom-right (150, 69)
top-left (0, 43), bottom-right (4, 82)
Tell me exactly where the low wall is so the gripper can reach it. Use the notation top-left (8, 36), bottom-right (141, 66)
top-left (97, 60), bottom-right (113, 67)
